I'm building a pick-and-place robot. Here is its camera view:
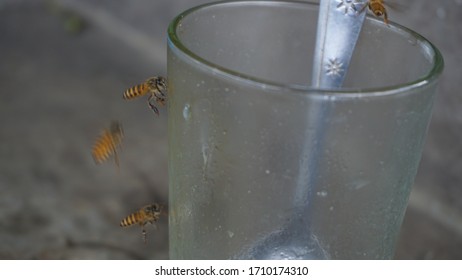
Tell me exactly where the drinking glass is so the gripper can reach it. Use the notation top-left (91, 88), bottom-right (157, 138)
top-left (167, 0), bottom-right (444, 259)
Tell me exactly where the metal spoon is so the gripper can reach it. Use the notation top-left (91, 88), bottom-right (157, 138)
top-left (237, 0), bottom-right (367, 259)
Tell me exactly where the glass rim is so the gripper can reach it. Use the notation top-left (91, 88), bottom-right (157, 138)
top-left (167, 0), bottom-right (444, 97)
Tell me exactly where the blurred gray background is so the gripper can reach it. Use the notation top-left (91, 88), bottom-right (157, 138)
top-left (0, 0), bottom-right (460, 259)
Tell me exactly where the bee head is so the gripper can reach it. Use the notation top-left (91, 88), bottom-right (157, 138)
top-left (145, 203), bottom-right (163, 214)
top-left (374, 10), bottom-right (383, 16)
top-left (155, 77), bottom-right (168, 93)
top-left (146, 77), bottom-right (168, 98)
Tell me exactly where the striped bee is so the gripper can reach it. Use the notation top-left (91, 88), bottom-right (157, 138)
top-left (120, 203), bottom-right (164, 243)
top-left (360, 0), bottom-right (392, 25)
top-left (91, 121), bottom-right (124, 167)
top-left (123, 76), bottom-right (167, 116)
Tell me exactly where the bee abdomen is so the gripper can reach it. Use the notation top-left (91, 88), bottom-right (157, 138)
top-left (92, 133), bottom-right (115, 164)
top-left (123, 84), bottom-right (148, 100)
top-left (120, 212), bottom-right (139, 227)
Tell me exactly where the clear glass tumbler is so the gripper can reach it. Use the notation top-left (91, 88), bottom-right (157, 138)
top-left (167, 1), bottom-right (444, 259)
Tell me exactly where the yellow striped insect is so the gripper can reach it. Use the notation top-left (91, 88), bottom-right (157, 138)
top-left (123, 77), bottom-right (167, 116)
top-left (120, 203), bottom-right (163, 243)
top-left (91, 121), bottom-right (123, 167)
top-left (360, 0), bottom-right (389, 25)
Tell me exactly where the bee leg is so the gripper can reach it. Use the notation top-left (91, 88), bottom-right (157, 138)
top-left (147, 94), bottom-right (160, 116)
top-left (141, 226), bottom-right (147, 244)
top-left (156, 96), bottom-right (167, 107)
top-left (152, 88), bottom-right (166, 99)
top-left (383, 10), bottom-right (389, 26)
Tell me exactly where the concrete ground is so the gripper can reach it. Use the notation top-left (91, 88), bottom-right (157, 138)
top-left (0, 0), bottom-right (461, 259)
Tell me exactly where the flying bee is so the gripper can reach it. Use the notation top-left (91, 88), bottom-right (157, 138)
top-left (120, 203), bottom-right (164, 243)
top-left (92, 121), bottom-right (124, 167)
top-left (360, 0), bottom-right (389, 25)
top-left (123, 76), bottom-right (168, 116)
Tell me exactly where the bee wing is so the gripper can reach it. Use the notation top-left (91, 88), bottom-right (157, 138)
top-left (92, 130), bottom-right (110, 164)
top-left (151, 223), bottom-right (159, 231)
top-left (113, 149), bottom-right (120, 169)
